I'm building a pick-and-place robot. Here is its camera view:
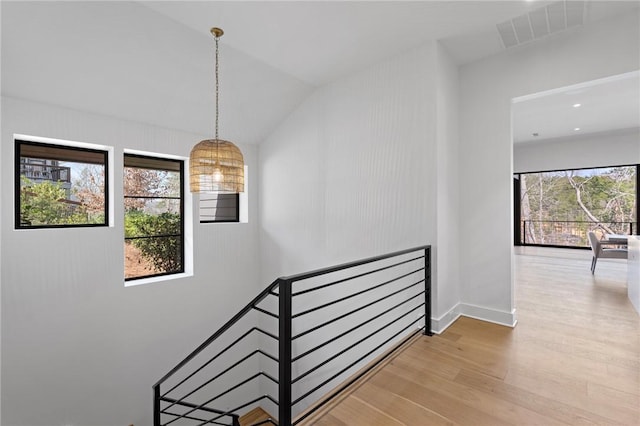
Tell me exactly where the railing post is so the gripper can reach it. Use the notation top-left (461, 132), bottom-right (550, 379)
top-left (153, 385), bottom-right (160, 426)
top-left (279, 279), bottom-right (293, 426)
top-left (424, 247), bottom-right (433, 336)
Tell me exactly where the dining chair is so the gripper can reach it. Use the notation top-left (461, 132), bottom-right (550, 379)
top-left (587, 231), bottom-right (628, 274)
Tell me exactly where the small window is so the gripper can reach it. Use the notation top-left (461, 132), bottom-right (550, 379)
top-left (199, 193), bottom-right (240, 223)
top-left (124, 154), bottom-right (184, 281)
top-left (15, 140), bottom-right (108, 229)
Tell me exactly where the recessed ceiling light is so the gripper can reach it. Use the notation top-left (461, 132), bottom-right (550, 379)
top-left (574, 127), bottom-right (581, 131)
top-left (573, 103), bottom-right (581, 108)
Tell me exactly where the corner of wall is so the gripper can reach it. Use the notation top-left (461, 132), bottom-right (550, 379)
top-left (431, 303), bottom-right (517, 334)
top-left (433, 39), bottom-right (462, 322)
top-left (1, 4), bottom-right (5, 419)
top-left (431, 303), bottom-right (461, 334)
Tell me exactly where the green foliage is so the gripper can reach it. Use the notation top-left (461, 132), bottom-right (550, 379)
top-left (125, 209), bottom-right (182, 273)
top-left (20, 177), bottom-right (100, 226)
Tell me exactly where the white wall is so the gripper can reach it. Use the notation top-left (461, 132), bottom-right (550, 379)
top-left (0, 3), bottom-right (3, 421)
top-left (514, 128), bottom-right (640, 173)
top-left (433, 42), bottom-right (461, 329)
top-left (0, 3), bottom-right (4, 423)
top-left (1, 97), bottom-right (260, 425)
top-left (259, 44), bottom-right (437, 283)
top-left (459, 12), bottom-right (639, 323)
top-left (258, 43), bottom-right (440, 412)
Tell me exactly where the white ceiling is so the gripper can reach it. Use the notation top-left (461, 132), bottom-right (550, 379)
top-left (141, 0), bottom-right (557, 85)
top-left (2, 1), bottom-right (639, 145)
top-left (513, 71), bottom-right (640, 143)
top-left (141, 1), bottom-right (640, 85)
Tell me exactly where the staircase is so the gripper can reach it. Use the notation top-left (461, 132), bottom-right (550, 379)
top-left (239, 408), bottom-right (274, 426)
top-left (153, 246), bottom-right (431, 426)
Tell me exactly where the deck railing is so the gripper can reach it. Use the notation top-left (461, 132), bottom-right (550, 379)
top-left (520, 220), bottom-right (635, 248)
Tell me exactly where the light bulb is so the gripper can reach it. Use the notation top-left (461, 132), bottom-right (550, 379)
top-left (213, 167), bottom-right (224, 183)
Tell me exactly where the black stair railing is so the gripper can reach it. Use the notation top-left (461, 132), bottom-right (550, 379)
top-left (153, 245), bottom-right (431, 426)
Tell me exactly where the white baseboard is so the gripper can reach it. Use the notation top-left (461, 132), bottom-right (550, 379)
top-left (431, 304), bottom-right (461, 334)
top-left (459, 303), bottom-right (517, 328)
top-left (430, 303), bottom-right (517, 334)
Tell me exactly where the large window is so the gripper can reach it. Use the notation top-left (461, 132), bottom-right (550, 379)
top-left (515, 165), bottom-right (638, 248)
top-left (15, 139), bottom-right (108, 229)
top-left (124, 154), bottom-right (184, 280)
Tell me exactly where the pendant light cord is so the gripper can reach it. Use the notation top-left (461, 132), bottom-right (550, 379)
top-left (215, 33), bottom-right (220, 141)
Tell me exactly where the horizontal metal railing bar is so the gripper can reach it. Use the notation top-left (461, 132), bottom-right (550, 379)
top-left (292, 295), bottom-right (424, 362)
top-left (262, 371), bottom-right (279, 384)
top-left (255, 327), bottom-right (279, 341)
top-left (292, 315), bottom-right (425, 406)
top-left (258, 348), bottom-right (280, 364)
top-left (164, 373), bottom-right (279, 426)
top-left (162, 411), bottom-right (230, 426)
top-left (519, 220), bottom-right (636, 248)
top-left (292, 267), bottom-right (423, 318)
top-left (162, 349), bottom-right (277, 414)
top-left (161, 326), bottom-right (271, 398)
top-left (197, 395), bottom-right (279, 426)
top-left (520, 243), bottom-right (591, 250)
top-left (522, 220), bottom-right (634, 224)
top-left (279, 245), bottom-right (430, 283)
top-left (154, 279), bottom-right (282, 388)
top-left (292, 255), bottom-right (424, 297)
top-left (292, 326), bottom-right (424, 426)
top-left (253, 306), bottom-right (278, 319)
top-left (159, 396), bottom-right (236, 417)
top-left (163, 372), bottom-right (263, 426)
top-left (292, 279), bottom-right (424, 340)
top-left (292, 303), bottom-right (424, 384)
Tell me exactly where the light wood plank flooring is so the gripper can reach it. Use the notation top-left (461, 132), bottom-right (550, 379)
top-left (300, 246), bottom-right (640, 425)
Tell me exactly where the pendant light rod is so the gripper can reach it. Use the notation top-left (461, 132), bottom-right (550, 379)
top-left (211, 27), bottom-right (222, 141)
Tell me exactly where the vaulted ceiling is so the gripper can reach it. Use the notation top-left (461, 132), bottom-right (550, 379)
top-left (2, 1), bottom-right (638, 145)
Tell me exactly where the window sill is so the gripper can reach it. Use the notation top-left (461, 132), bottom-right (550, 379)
top-left (124, 272), bottom-right (193, 287)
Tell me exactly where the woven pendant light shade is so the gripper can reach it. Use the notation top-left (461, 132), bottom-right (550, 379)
top-left (190, 139), bottom-right (244, 193)
top-left (190, 27), bottom-right (244, 193)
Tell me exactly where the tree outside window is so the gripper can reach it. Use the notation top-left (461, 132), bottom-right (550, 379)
top-left (16, 140), bottom-right (108, 229)
top-left (124, 154), bottom-right (184, 280)
top-left (517, 165), bottom-right (638, 247)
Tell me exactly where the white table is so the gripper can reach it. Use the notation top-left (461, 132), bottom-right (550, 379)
top-left (605, 234), bottom-right (629, 244)
top-left (628, 236), bottom-right (640, 315)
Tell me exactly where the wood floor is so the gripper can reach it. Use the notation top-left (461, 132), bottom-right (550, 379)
top-left (298, 246), bottom-right (640, 425)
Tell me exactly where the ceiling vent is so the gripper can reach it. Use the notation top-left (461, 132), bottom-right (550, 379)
top-left (497, 0), bottom-right (585, 49)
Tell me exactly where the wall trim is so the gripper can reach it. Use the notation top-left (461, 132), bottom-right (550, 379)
top-left (459, 303), bottom-right (517, 328)
top-left (431, 303), bottom-right (517, 334)
top-left (431, 304), bottom-right (461, 334)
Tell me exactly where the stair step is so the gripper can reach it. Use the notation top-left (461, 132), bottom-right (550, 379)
top-left (239, 407), bottom-right (276, 426)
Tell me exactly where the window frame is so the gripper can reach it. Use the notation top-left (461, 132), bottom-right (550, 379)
top-left (15, 139), bottom-right (109, 229)
top-left (124, 153), bottom-right (185, 281)
top-left (199, 192), bottom-right (240, 223)
top-left (514, 163), bottom-right (639, 249)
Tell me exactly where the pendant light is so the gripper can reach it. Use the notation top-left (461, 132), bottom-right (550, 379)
top-left (190, 27), bottom-right (244, 193)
